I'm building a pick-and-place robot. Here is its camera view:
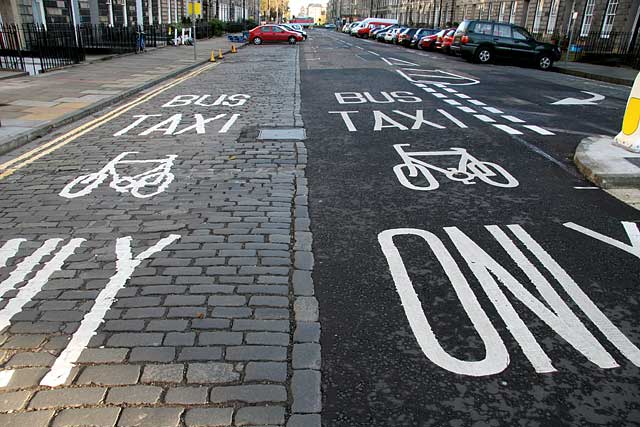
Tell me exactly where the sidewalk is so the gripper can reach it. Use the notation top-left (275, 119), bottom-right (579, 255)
top-left (0, 36), bottom-right (241, 155)
top-left (574, 135), bottom-right (640, 209)
top-left (555, 62), bottom-right (638, 87)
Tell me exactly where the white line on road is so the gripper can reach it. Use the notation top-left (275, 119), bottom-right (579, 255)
top-left (458, 106), bottom-right (477, 113)
top-left (0, 239), bottom-right (61, 299)
top-left (574, 186), bottom-right (600, 189)
top-left (524, 125), bottom-right (555, 136)
top-left (367, 50), bottom-right (381, 56)
top-left (502, 115), bottom-right (526, 123)
top-left (422, 87), bottom-right (436, 93)
top-left (484, 107), bottom-right (503, 114)
top-left (0, 370), bottom-right (14, 387)
top-left (443, 88), bottom-right (458, 93)
top-left (474, 114), bottom-right (496, 123)
top-left (0, 239), bottom-right (25, 269)
top-left (437, 109), bottom-right (468, 128)
top-left (432, 93), bottom-right (448, 99)
top-left (493, 124), bottom-right (523, 135)
top-left (468, 99), bottom-right (487, 106)
top-left (455, 93), bottom-right (471, 99)
top-left (444, 99), bottom-right (462, 106)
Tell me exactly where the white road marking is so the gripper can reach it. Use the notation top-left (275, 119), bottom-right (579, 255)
top-left (432, 93), bottom-right (448, 99)
top-left (474, 114), bottom-right (496, 123)
top-left (329, 111), bottom-right (359, 132)
top-left (422, 87), bottom-right (436, 93)
top-left (41, 234), bottom-right (181, 387)
top-left (0, 370), bottom-right (14, 387)
top-left (356, 46), bottom-right (364, 49)
top-left (455, 94), bottom-right (471, 99)
top-left (574, 186), bottom-right (600, 189)
top-left (443, 88), bottom-right (458, 93)
top-left (493, 124), bottom-right (523, 135)
top-left (219, 114), bottom-right (239, 133)
top-left (502, 115), bottom-right (525, 123)
top-left (484, 107), bottom-right (504, 114)
top-left (468, 99), bottom-right (487, 106)
top-left (367, 50), bottom-right (380, 56)
top-left (0, 239), bottom-right (61, 299)
top-left (414, 83), bottom-right (427, 88)
top-left (458, 106), bottom-right (477, 113)
top-left (524, 125), bottom-right (555, 135)
top-left (0, 238), bottom-right (85, 332)
top-left (437, 109), bottom-right (468, 128)
top-left (444, 99), bottom-right (462, 106)
top-left (0, 239), bottom-right (25, 269)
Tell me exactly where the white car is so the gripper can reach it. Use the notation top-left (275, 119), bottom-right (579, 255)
top-left (384, 28), bottom-right (400, 43)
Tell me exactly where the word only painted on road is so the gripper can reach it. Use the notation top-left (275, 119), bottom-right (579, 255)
top-left (0, 235), bottom-right (180, 387)
top-left (59, 152), bottom-right (176, 199)
top-left (378, 222), bottom-right (640, 376)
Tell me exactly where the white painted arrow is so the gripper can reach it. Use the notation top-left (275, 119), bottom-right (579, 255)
top-left (551, 91), bottom-right (605, 105)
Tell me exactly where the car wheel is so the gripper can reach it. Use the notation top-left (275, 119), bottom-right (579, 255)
top-left (253, 37), bottom-right (262, 45)
top-left (475, 46), bottom-right (492, 64)
top-left (288, 36), bottom-right (297, 44)
top-left (538, 54), bottom-right (553, 70)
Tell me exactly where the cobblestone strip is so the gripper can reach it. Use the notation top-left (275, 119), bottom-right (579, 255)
top-left (287, 46), bottom-right (321, 427)
top-left (0, 45), bottom-right (318, 427)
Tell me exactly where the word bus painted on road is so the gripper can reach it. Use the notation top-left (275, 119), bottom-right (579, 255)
top-left (162, 94), bottom-right (251, 108)
top-left (378, 222), bottom-right (640, 376)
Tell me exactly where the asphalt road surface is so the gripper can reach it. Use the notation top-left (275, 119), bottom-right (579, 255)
top-left (300, 29), bottom-right (639, 426)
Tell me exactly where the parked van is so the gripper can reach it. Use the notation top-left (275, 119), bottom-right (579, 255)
top-left (351, 18), bottom-right (398, 38)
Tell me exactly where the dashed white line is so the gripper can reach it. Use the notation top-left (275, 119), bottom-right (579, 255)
top-left (443, 88), bottom-right (458, 93)
top-left (444, 99), bottom-right (462, 106)
top-left (574, 186), bottom-right (600, 189)
top-left (524, 125), bottom-right (555, 135)
top-left (367, 50), bottom-right (380, 56)
top-left (468, 99), bottom-right (487, 106)
top-left (422, 87), bottom-right (436, 93)
top-left (414, 83), bottom-right (427, 88)
top-left (437, 109), bottom-right (468, 128)
top-left (493, 124), bottom-right (523, 135)
top-left (483, 107), bottom-right (504, 114)
top-left (458, 106), bottom-right (477, 113)
top-left (455, 94), bottom-right (471, 99)
top-left (474, 114), bottom-right (496, 123)
top-left (432, 93), bottom-right (448, 99)
top-left (502, 115), bottom-right (525, 123)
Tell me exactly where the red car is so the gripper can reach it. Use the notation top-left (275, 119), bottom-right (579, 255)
top-left (438, 29), bottom-right (456, 54)
top-left (419, 29), bottom-right (445, 50)
top-left (249, 25), bottom-right (304, 45)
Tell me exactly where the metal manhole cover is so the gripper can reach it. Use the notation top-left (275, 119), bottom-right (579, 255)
top-left (258, 128), bottom-right (306, 140)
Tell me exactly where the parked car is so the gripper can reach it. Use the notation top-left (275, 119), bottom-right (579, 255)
top-left (281, 24), bottom-right (307, 40)
top-left (397, 28), bottom-right (419, 47)
top-left (438, 29), bottom-right (456, 54)
top-left (249, 25), bottom-right (304, 45)
top-left (346, 22), bottom-right (361, 35)
top-left (410, 28), bottom-right (438, 48)
top-left (352, 18), bottom-right (398, 38)
top-left (451, 19), bottom-right (562, 70)
top-left (325, 23), bottom-right (337, 29)
top-left (434, 28), bottom-right (456, 51)
top-left (419, 29), bottom-right (446, 50)
top-left (384, 28), bottom-right (404, 43)
top-left (374, 25), bottom-right (398, 41)
top-left (370, 26), bottom-right (391, 39)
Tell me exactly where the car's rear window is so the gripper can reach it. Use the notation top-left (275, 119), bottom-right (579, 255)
top-left (471, 22), bottom-right (493, 35)
top-left (457, 21), bottom-right (469, 33)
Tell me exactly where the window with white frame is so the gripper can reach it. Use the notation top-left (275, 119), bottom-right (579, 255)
top-left (487, 2), bottom-right (493, 19)
top-left (579, 0), bottom-right (595, 35)
top-left (478, 3), bottom-right (484, 19)
top-left (546, 0), bottom-right (559, 33)
top-left (600, 0), bottom-right (618, 38)
top-left (532, 0), bottom-right (544, 32)
top-left (434, 2), bottom-right (440, 26)
top-left (498, 2), bottom-right (506, 21)
top-left (509, 1), bottom-right (517, 23)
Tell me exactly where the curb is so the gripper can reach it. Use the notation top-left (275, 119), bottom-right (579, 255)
top-left (574, 136), bottom-right (640, 189)
top-left (0, 43), bottom-right (245, 157)
top-left (555, 66), bottom-right (634, 87)
top-left (0, 72), bottom-right (28, 81)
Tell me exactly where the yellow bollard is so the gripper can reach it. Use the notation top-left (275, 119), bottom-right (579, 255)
top-left (231, 45), bottom-right (237, 53)
top-left (218, 49), bottom-right (223, 59)
top-left (615, 73), bottom-right (640, 152)
top-left (210, 50), bottom-right (216, 62)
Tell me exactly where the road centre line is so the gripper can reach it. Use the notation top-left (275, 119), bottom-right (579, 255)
top-left (524, 125), bottom-right (555, 135)
top-left (493, 124), bottom-right (523, 135)
top-left (503, 115), bottom-right (526, 123)
top-left (0, 62), bottom-right (218, 181)
top-left (437, 109), bottom-right (468, 128)
top-left (484, 106), bottom-right (503, 114)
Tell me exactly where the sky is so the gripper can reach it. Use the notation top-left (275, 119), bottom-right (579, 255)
top-left (290, 0), bottom-right (326, 17)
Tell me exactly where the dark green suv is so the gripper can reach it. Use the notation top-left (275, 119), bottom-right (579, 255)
top-left (451, 20), bottom-right (561, 70)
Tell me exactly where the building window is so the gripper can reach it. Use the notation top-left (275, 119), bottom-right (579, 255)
top-left (532, 0), bottom-right (544, 32)
top-left (579, 0), bottom-right (595, 36)
top-left (509, 1), bottom-right (517, 23)
top-left (498, 2), bottom-right (506, 21)
top-left (546, 0), bottom-right (559, 33)
top-left (600, 0), bottom-right (618, 38)
top-left (487, 2), bottom-right (493, 19)
top-left (478, 3), bottom-right (484, 19)
top-left (434, 2), bottom-right (440, 26)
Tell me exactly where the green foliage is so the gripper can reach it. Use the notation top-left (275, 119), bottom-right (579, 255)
top-left (209, 19), bottom-right (225, 36)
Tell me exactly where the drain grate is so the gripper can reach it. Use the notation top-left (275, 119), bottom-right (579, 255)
top-left (258, 128), bottom-right (306, 140)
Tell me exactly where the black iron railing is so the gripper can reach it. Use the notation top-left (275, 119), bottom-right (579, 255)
top-left (0, 24), bottom-right (24, 71)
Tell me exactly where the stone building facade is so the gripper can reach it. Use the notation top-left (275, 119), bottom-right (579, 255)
top-left (329, 0), bottom-right (639, 37)
top-left (0, 0), bottom-right (260, 27)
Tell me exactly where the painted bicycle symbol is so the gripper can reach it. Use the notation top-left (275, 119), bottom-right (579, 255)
top-left (60, 152), bottom-right (177, 199)
top-left (392, 144), bottom-right (519, 191)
